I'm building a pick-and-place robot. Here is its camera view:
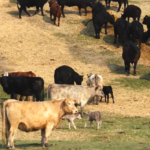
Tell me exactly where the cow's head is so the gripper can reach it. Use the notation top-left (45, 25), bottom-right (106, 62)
top-left (95, 86), bottom-right (104, 97)
top-left (75, 75), bottom-right (83, 85)
top-left (62, 98), bottom-right (78, 115)
top-left (143, 15), bottom-right (148, 24)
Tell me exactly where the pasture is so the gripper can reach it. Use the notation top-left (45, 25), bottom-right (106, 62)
top-left (0, 0), bottom-right (150, 149)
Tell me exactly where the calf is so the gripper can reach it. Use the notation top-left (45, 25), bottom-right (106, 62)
top-left (105, 0), bottom-right (128, 12)
top-left (48, 1), bottom-right (61, 26)
top-left (2, 98), bottom-right (78, 149)
top-left (0, 76), bottom-right (44, 101)
top-left (122, 41), bottom-right (141, 76)
top-left (129, 21), bottom-right (143, 49)
top-left (113, 18), bottom-right (130, 48)
top-left (17, 0), bottom-right (48, 19)
top-left (121, 5), bottom-right (141, 22)
top-left (143, 15), bottom-right (150, 30)
top-left (62, 113), bottom-right (82, 129)
top-left (47, 84), bottom-right (104, 116)
top-left (54, 65), bottom-right (83, 85)
top-left (85, 111), bottom-right (102, 129)
top-left (100, 86), bottom-right (115, 103)
top-left (57, 0), bottom-right (95, 17)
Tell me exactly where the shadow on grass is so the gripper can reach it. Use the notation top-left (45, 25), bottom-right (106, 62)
top-left (107, 64), bottom-right (125, 75)
top-left (140, 73), bottom-right (150, 81)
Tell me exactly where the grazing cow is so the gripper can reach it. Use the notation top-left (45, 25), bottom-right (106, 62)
top-left (121, 5), bottom-right (141, 22)
top-left (0, 76), bottom-right (44, 101)
top-left (90, 2), bottom-right (115, 39)
top-left (84, 111), bottom-right (102, 129)
top-left (2, 98), bottom-right (78, 149)
top-left (17, 0), bottom-right (48, 19)
top-left (142, 29), bottom-right (150, 43)
top-left (114, 18), bottom-right (130, 48)
top-left (143, 15), bottom-right (150, 30)
top-left (62, 113), bottom-right (82, 129)
top-left (54, 65), bottom-right (83, 85)
top-left (129, 21), bottom-right (143, 49)
top-left (105, 0), bottom-right (128, 12)
top-left (47, 84), bottom-right (104, 116)
top-left (57, 0), bottom-right (95, 17)
top-left (122, 41), bottom-right (141, 76)
top-left (2, 71), bottom-right (36, 101)
top-left (100, 86), bottom-right (115, 103)
top-left (48, 1), bottom-right (61, 26)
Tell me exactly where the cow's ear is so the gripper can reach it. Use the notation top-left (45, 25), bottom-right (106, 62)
top-left (73, 99), bottom-right (77, 104)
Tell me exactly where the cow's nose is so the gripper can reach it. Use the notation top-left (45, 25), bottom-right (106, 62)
top-left (74, 110), bottom-right (78, 114)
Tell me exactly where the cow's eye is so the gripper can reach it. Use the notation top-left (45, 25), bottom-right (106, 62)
top-left (68, 103), bottom-right (71, 105)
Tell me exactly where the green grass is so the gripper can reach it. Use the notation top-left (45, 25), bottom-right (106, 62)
top-left (111, 78), bottom-right (150, 90)
top-left (129, 0), bottom-right (140, 4)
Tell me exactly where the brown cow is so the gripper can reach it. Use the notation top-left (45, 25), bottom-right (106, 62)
top-left (2, 98), bottom-right (78, 149)
top-left (2, 71), bottom-right (36, 101)
top-left (48, 1), bottom-right (61, 26)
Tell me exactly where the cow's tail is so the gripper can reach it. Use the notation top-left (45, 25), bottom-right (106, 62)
top-left (2, 101), bottom-right (9, 144)
top-left (17, 0), bottom-right (20, 10)
top-left (85, 19), bottom-right (92, 26)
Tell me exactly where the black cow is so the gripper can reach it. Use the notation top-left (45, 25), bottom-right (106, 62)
top-left (57, 0), bottom-right (95, 17)
top-left (105, 0), bottom-right (128, 12)
top-left (0, 76), bottom-right (44, 101)
top-left (129, 21), bottom-right (143, 49)
top-left (114, 18), bottom-right (130, 48)
top-left (54, 65), bottom-right (83, 85)
top-left (89, 2), bottom-right (114, 39)
top-left (122, 41), bottom-right (141, 76)
top-left (142, 29), bottom-right (150, 43)
top-left (121, 5), bottom-right (141, 22)
top-left (143, 15), bottom-right (150, 30)
top-left (100, 86), bottom-right (114, 103)
top-left (17, 0), bottom-right (48, 19)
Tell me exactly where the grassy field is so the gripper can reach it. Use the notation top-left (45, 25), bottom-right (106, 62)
top-left (0, 0), bottom-right (150, 149)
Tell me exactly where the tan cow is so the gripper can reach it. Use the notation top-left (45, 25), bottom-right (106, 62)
top-left (2, 98), bottom-right (78, 149)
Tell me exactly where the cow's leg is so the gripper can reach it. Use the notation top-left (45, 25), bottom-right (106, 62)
top-left (17, 94), bottom-right (20, 100)
top-left (6, 120), bottom-right (10, 148)
top-left (43, 124), bottom-right (53, 147)
top-left (108, 0), bottom-right (111, 9)
top-left (41, 128), bottom-right (45, 146)
top-left (111, 92), bottom-right (115, 103)
top-left (96, 95), bottom-right (99, 105)
top-left (68, 121), bottom-right (71, 129)
top-left (127, 63), bottom-right (130, 75)
top-left (84, 7), bottom-right (87, 16)
top-left (40, 6), bottom-right (44, 16)
top-left (71, 120), bottom-right (76, 129)
top-left (18, 7), bottom-right (23, 19)
top-left (107, 94), bottom-right (109, 103)
top-left (105, 0), bottom-right (107, 9)
top-left (105, 95), bottom-right (106, 102)
top-left (78, 7), bottom-right (81, 16)
top-left (54, 15), bottom-right (56, 25)
top-left (133, 62), bottom-right (137, 76)
top-left (32, 6), bottom-right (39, 16)
top-left (97, 121), bottom-right (100, 129)
top-left (80, 106), bottom-right (84, 117)
top-left (8, 126), bottom-right (17, 149)
top-left (23, 7), bottom-right (30, 17)
top-left (58, 17), bottom-right (60, 26)
top-left (89, 121), bottom-right (92, 128)
top-left (117, 2), bottom-right (121, 12)
top-left (118, 35), bottom-right (122, 48)
top-left (61, 5), bottom-right (65, 18)
top-left (104, 22), bottom-right (108, 34)
top-left (113, 31), bottom-right (117, 44)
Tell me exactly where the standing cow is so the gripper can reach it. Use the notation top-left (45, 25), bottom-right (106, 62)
top-left (17, 0), bottom-right (48, 19)
top-left (54, 65), bottom-right (83, 85)
top-left (47, 84), bottom-right (104, 116)
top-left (105, 0), bottom-right (128, 12)
top-left (2, 98), bottom-right (78, 149)
top-left (121, 5), bottom-right (141, 22)
top-left (0, 76), bottom-right (44, 101)
top-left (57, 0), bottom-right (95, 17)
top-left (143, 15), bottom-right (150, 30)
top-left (122, 41), bottom-right (141, 76)
top-left (48, 1), bottom-right (62, 26)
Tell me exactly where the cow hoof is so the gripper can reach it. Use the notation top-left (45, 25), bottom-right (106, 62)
top-left (44, 143), bottom-right (49, 147)
top-left (133, 74), bottom-right (136, 76)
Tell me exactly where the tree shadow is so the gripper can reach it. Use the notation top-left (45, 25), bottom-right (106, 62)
top-left (140, 73), bottom-right (150, 81)
top-left (107, 64), bottom-right (125, 75)
top-left (9, 0), bottom-right (16, 4)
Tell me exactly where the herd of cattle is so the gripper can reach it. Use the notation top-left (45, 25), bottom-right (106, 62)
top-left (1, 0), bottom-right (150, 149)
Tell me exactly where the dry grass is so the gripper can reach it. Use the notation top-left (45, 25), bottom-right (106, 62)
top-left (0, 0), bottom-right (150, 142)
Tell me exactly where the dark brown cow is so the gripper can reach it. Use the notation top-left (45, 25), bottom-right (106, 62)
top-left (2, 71), bottom-right (36, 101)
top-left (48, 1), bottom-right (62, 26)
